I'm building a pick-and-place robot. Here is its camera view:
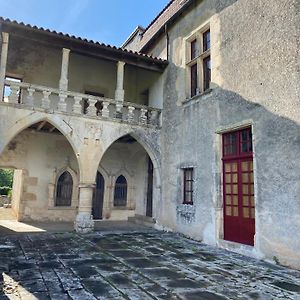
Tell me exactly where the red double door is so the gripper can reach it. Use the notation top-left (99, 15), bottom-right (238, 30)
top-left (222, 128), bottom-right (255, 246)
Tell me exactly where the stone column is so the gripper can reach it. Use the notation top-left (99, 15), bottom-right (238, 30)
top-left (114, 61), bottom-right (125, 102)
top-left (59, 48), bottom-right (70, 91)
top-left (74, 182), bottom-right (95, 233)
top-left (0, 32), bottom-right (9, 99)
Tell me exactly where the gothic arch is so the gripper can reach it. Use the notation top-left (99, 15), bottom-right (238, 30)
top-left (100, 131), bottom-right (161, 188)
top-left (0, 113), bottom-right (82, 176)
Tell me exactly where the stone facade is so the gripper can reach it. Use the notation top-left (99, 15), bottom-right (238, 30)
top-left (0, 0), bottom-right (299, 269)
top-left (132, 0), bottom-right (299, 269)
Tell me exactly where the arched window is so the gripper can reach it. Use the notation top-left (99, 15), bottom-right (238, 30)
top-left (55, 171), bottom-right (73, 206)
top-left (114, 175), bottom-right (127, 207)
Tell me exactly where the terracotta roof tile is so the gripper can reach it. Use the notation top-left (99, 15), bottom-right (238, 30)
top-left (0, 17), bottom-right (168, 64)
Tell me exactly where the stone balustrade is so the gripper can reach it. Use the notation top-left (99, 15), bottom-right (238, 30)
top-left (2, 79), bottom-right (162, 128)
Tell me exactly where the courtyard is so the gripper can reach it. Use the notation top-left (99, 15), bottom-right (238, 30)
top-left (0, 224), bottom-right (299, 300)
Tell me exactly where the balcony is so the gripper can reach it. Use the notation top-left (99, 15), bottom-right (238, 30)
top-left (0, 18), bottom-right (168, 129)
top-left (2, 79), bottom-right (162, 127)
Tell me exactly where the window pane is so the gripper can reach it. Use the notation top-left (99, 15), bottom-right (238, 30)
top-left (203, 29), bottom-right (210, 51)
top-left (224, 133), bottom-right (237, 156)
top-left (203, 56), bottom-right (211, 91)
top-left (241, 129), bottom-right (253, 153)
top-left (233, 207), bottom-right (239, 216)
top-left (190, 64), bottom-right (198, 97)
top-left (191, 39), bottom-right (198, 60)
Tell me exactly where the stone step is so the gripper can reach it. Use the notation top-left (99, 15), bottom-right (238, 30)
top-left (128, 214), bottom-right (156, 228)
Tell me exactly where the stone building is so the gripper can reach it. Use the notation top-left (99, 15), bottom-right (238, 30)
top-left (0, 0), bottom-right (299, 269)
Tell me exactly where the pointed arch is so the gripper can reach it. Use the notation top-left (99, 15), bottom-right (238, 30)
top-left (0, 113), bottom-right (82, 176)
top-left (101, 131), bottom-right (161, 188)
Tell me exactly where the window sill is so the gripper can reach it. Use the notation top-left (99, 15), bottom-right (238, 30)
top-left (183, 88), bottom-right (212, 105)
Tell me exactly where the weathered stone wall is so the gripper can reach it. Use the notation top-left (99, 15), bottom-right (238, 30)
top-left (0, 106), bottom-right (162, 223)
top-left (6, 37), bottom-right (162, 107)
top-left (146, 0), bottom-right (300, 268)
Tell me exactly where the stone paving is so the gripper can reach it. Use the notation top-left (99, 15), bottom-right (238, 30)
top-left (0, 230), bottom-right (300, 300)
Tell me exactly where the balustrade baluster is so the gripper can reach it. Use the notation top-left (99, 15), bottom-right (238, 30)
top-left (58, 92), bottom-right (67, 112)
top-left (127, 106), bottom-right (135, 123)
top-left (41, 90), bottom-right (51, 109)
top-left (87, 98), bottom-right (97, 117)
top-left (150, 110), bottom-right (159, 126)
top-left (115, 102), bottom-right (123, 119)
top-left (8, 84), bottom-right (20, 104)
top-left (26, 87), bottom-right (35, 107)
top-left (73, 96), bottom-right (83, 114)
top-left (139, 108), bottom-right (148, 125)
top-left (101, 101), bottom-right (110, 118)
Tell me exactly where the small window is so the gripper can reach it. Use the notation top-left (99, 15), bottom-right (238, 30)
top-left (114, 175), bottom-right (127, 207)
top-left (203, 29), bottom-right (210, 52)
top-left (186, 26), bottom-right (211, 98)
top-left (223, 128), bottom-right (253, 158)
top-left (183, 168), bottom-right (194, 205)
top-left (55, 171), bottom-right (73, 206)
top-left (203, 56), bottom-right (211, 91)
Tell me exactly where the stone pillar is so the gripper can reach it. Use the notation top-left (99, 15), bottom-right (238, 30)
top-left (114, 61), bottom-right (125, 102)
top-left (59, 48), bottom-right (70, 91)
top-left (0, 32), bottom-right (9, 99)
top-left (74, 182), bottom-right (95, 233)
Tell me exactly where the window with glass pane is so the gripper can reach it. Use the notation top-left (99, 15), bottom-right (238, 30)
top-left (241, 128), bottom-right (253, 153)
top-left (190, 63), bottom-right (198, 97)
top-left (203, 29), bottom-right (210, 52)
top-left (191, 39), bottom-right (198, 60)
top-left (183, 168), bottom-right (194, 205)
top-left (203, 56), bottom-right (211, 91)
top-left (224, 132), bottom-right (238, 156)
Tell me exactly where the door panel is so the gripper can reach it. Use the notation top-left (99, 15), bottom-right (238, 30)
top-left (92, 172), bottom-right (105, 220)
top-left (223, 128), bottom-right (255, 246)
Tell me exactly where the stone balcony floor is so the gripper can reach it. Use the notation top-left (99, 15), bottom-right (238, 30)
top-left (0, 228), bottom-right (299, 300)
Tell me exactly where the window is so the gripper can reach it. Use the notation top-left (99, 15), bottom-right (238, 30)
top-left (55, 171), bottom-right (73, 206)
top-left (183, 168), bottom-right (194, 205)
top-left (186, 26), bottom-right (211, 98)
top-left (114, 175), bottom-right (127, 207)
top-left (223, 128), bottom-right (253, 158)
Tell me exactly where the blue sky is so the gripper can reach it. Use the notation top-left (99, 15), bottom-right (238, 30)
top-left (0, 0), bottom-right (168, 47)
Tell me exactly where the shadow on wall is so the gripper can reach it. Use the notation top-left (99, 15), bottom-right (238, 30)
top-left (164, 56), bottom-right (300, 265)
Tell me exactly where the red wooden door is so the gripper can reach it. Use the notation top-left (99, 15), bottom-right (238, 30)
top-left (223, 128), bottom-right (255, 246)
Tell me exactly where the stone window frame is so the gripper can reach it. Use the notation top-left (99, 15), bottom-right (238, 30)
top-left (48, 167), bottom-right (79, 210)
top-left (179, 164), bottom-right (197, 206)
top-left (182, 168), bottom-right (194, 205)
top-left (184, 23), bottom-right (211, 100)
top-left (111, 171), bottom-right (134, 210)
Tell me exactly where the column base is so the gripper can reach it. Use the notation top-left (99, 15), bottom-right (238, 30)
top-left (74, 213), bottom-right (94, 233)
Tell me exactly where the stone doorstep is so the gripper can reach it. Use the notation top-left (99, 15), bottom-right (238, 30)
top-left (128, 214), bottom-right (156, 228)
